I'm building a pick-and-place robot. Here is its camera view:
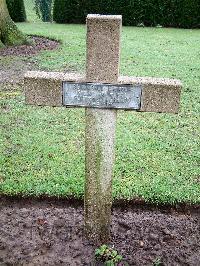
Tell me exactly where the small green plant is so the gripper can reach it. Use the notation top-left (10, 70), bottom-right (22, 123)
top-left (95, 244), bottom-right (123, 265)
top-left (153, 257), bottom-right (163, 266)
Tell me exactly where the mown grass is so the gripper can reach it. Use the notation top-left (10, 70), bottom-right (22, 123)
top-left (0, 21), bottom-right (199, 204)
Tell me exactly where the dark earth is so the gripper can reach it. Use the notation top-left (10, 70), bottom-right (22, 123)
top-left (1, 37), bottom-right (200, 266)
top-left (0, 36), bottom-right (60, 92)
top-left (0, 197), bottom-right (199, 266)
top-left (0, 36), bottom-right (60, 57)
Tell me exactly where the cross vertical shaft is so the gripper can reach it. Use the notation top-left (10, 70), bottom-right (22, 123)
top-left (24, 13), bottom-right (181, 245)
top-left (84, 15), bottom-right (122, 243)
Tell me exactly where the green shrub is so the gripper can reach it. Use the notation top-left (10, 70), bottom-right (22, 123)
top-left (6, 0), bottom-right (26, 22)
top-left (34, 0), bottom-right (53, 22)
top-left (53, 0), bottom-right (200, 28)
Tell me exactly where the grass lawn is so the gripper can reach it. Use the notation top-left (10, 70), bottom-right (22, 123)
top-left (0, 21), bottom-right (199, 204)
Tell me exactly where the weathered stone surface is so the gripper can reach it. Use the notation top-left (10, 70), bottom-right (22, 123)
top-left (23, 14), bottom-right (182, 246)
top-left (119, 76), bottom-right (182, 113)
top-left (85, 109), bottom-right (116, 243)
top-left (24, 71), bottom-right (84, 107)
top-left (86, 14), bottom-right (122, 83)
top-left (85, 14), bottom-right (121, 243)
top-left (24, 71), bottom-right (182, 114)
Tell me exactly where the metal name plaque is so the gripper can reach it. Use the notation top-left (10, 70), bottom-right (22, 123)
top-left (62, 82), bottom-right (142, 110)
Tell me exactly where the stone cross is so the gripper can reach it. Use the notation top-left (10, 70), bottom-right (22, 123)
top-left (24, 14), bottom-right (182, 244)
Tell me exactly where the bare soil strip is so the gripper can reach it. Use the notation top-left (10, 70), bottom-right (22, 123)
top-left (0, 197), bottom-right (199, 265)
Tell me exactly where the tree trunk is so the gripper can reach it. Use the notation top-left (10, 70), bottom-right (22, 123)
top-left (0, 0), bottom-right (29, 47)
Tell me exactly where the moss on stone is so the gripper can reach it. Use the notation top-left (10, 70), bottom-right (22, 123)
top-left (0, 39), bottom-right (5, 48)
top-left (2, 23), bottom-right (30, 46)
top-left (95, 139), bottom-right (102, 187)
top-left (0, 0), bottom-right (30, 47)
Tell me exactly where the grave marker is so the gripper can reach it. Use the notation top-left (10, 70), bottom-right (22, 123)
top-left (24, 14), bottom-right (182, 244)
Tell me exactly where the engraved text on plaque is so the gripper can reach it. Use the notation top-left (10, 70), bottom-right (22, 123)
top-left (63, 82), bottom-right (142, 109)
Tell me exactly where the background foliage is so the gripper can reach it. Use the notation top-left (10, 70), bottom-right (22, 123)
top-left (53, 0), bottom-right (200, 28)
top-left (34, 0), bottom-right (52, 22)
top-left (6, 0), bottom-right (26, 22)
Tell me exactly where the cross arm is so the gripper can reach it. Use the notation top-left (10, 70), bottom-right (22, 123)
top-left (24, 71), bottom-right (84, 107)
top-left (24, 71), bottom-right (182, 114)
top-left (119, 76), bottom-right (182, 113)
